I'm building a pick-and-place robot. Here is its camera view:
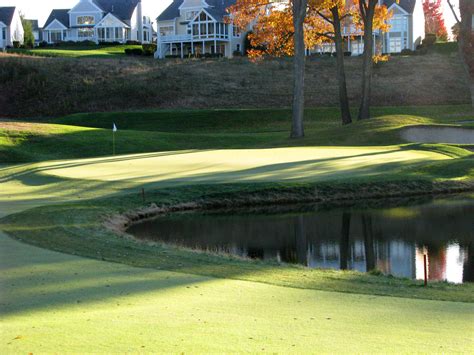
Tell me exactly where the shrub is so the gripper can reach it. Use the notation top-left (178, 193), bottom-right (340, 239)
top-left (422, 33), bottom-right (436, 47)
top-left (12, 41), bottom-right (21, 48)
top-left (400, 48), bottom-right (414, 55)
top-left (332, 51), bottom-right (352, 57)
top-left (38, 41), bottom-right (48, 48)
top-left (126, 40), bottom-right (141, 45)
top-left (233, 50), bottom-right (242, 57)
top-left (415, 47), bottom-right (428, 55)
top-left (98, 41), bottom-right (120, 46)
top-left (82, 40), bottom-right (97, 46)
top-left (142, 43), bottom-right (157, 56)
top-left (125, 48), bottom-right (144, 56)
top-left (165, 54), bottom-right (180, 59)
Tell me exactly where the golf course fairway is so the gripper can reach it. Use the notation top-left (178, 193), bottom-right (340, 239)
top-left (1, 146), bottom-right (473, 353)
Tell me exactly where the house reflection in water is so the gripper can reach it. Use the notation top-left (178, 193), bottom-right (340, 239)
top-left (127, 197), bottom-right (474, 283)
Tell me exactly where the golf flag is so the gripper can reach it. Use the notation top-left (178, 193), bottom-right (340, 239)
top-left (113, 123), bottom-right (118, 132)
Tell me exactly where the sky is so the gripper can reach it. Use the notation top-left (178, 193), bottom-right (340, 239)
top-left (0, 0), bottom-right (461, 38)
top-left (0, 0), bottom-right (173, 27)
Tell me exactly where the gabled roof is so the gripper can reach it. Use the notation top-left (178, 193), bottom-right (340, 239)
top-left (158, 0), bottom-right (236, 22)
top-left (0, 7), bottom-right (15, 26)
top-left (92, 0), bottom-right (140, 21)
top-left (383, 0), bottom-right (416, 14)
top-left (24, 19), bottom-right (40, 31)
top-left (44, 9), bottom-right (70, 28)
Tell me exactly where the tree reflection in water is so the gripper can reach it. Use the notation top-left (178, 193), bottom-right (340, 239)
top-left (128, 196), bottom-right (474, 283)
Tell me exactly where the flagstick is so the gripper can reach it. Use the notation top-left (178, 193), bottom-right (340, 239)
top-left (113, 130), bottom-right (115, 156)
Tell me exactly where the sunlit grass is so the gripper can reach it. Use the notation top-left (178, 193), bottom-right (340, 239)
top-left (1, 229), bottom-right (474, 353)
top-left (0, 106), bottom-right (473, 352)
top-left (6, 45), bottom-right (143, 58)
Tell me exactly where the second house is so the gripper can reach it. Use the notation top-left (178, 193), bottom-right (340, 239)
top-left (42, 0), bottom-right (153, 44)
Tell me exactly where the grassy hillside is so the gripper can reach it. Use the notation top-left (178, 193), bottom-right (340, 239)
top-left (1, 106), bottom-right (473, 163)
top-left (0, 50), bottom-right (469, 118)
top-left (6, 44), bottom-right (143, 58)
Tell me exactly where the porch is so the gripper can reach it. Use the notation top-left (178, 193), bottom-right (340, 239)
top-left (157, 37), bottom-right (230, 58)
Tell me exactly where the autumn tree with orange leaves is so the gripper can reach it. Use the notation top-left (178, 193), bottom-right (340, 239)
top-left (228, 0), bottom-right (391, 132)
top-left (230, 0), bottom-right (310, 137)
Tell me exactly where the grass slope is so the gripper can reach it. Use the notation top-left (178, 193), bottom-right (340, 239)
top-left (2, 232), bottom-right (473, 353)
top-left (0, 50), bottom-right (470, 117)
top-left (1, 106), bottom-right (473, 163)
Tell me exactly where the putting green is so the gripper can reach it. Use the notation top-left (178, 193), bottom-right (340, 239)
top-left (0, 147), bottom-right (448, 217)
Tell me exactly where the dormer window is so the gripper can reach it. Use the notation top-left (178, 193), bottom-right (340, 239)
top-left (77, 15), bottom-right (95, 25)
top-left (185, 11), bottom-right (199, 21)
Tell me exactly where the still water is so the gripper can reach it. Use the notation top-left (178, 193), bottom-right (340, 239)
top-left (127, 195), bottom-right (474, 283)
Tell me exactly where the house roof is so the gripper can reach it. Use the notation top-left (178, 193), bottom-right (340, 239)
top-left (0, 7), bottom-right (15, 26)
top-left (92, 0), bottom-right (140, 21)
top-left (158, 0), bottom-right (236, 22)
top-left (382, 0), bottom-right (417, 14)
top-left (44, 9), bottom-right (70, 28)
top-left (24, 19), bottom-right (40, 31)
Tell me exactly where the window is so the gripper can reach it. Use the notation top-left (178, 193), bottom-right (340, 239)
top-left (159, 26), bottom-right (174, 36)
top-left (389, 16), bottom-right (406, 32)
top-left (389, 37), bottom-right (402, 53)
top-left (236, 44), bottom-right (241, 52)
top-left (50, 30), bottom-right (62, 43)
top-left (233, 26), bottom-right (241, 37)
top-left (1, 28), bottom-right (5, 40)
top-left (185, 11), bottom-right (198, 21)
top-left (78, 28), bottom-right (94, 38)
top-left (115, 28), bottom-right (123, 39)
top-left (77, 15), bottom-right (95, 25)
top-left (190, 11), bottom-right (219, 39)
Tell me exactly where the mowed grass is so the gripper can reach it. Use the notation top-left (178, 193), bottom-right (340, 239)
top-left (2, 232), bottom-right (473, 353)
top-left (6, 45), bottom-right (143, 58)
top-left (2, 105), bottom-right (473, 162)
top-left (1, 106), bottom-right (474, 352)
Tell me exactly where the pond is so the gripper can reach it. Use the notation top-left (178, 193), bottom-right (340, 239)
top-left (127, 194), bottom-right (474, 283)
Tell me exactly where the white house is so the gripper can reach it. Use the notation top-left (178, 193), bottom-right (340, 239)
top-left (155, 0), bottom-right (246, 59)
top-left (317, 0), bottom-right (426, 56)
top-left (381, 0), bottom-right (425, 53)
top-left (42, 0), bottom-right (153, 44)
top-left (0, 7), bottom-right (24, 49)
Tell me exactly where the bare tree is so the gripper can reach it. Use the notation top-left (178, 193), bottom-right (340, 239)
top-left (357, 0), bottom-right (378, 120)
top-left (447, 0), bottom-right (474, 109)
top-left (291, 0), bottom-right (309, 138)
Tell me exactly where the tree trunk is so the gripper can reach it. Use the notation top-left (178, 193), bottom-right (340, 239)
top-left (358, 0), bottom-right (377, 120)
top-left (331, 6), bottom-right (352, 125)
top-left (448, 0), bottom-right (473, 109)
top-left (460, 0), bottom-right (474, 109)
top-left (361, 215), bottom-right (376, 272)
top-left (339, 212), bottom-right (351, 270)
top-left (291, 0), bottom-right (308, 138)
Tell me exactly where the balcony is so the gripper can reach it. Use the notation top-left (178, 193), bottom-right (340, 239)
top-left (158, 33), bottom-right (230, 43)
top-left (158, 34), bottom-right (192, 42)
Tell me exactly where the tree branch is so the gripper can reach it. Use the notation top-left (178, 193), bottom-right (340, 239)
top-left (447, 0), bottom-right (461, 24)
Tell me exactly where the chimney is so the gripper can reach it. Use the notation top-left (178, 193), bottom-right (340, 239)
top-left (137, 0), bottom-right (143, 43)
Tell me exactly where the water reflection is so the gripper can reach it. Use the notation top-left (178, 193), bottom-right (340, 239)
top-left (127, 196), bottom-right (474, 283)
